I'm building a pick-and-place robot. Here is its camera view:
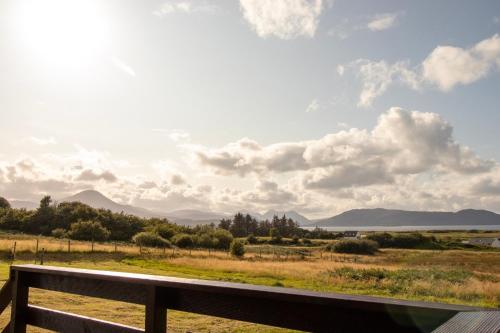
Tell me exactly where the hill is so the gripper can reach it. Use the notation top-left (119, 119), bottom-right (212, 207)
top-left (262, 210), bottom-right (311, 226)
top-left (314, 208), bottom-right (500, 227)
top-left (61, 190), bottom-right (162, 218)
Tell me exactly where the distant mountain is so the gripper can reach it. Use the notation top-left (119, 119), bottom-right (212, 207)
top-left (166, 209), bottom-right (228, 221)
top-left (263, 210), bottom-right (311, 226)
top-left (61, 190), bottom-right (162, 218)
top-left (165, 209), bottom-right (229, 225)
top-left (10, 200), bottom-right (38, 210)
top-left (314, 208), bottom-right (500, 227)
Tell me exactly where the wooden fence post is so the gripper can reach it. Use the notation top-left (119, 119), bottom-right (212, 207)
top-left (145, 286), bottom-right (166, 333)
top-left (91, 239), bottom-right (94, 253)
top-left (67, 239), bottom-right (71, 253)
top-left (114, 243), bottom-right (117, 252)
top-left (10, 269), bottom-right (29, 333)
top-left (40, 248), bottom-right (45, 265)
top-left (12, 241), bottom-right (16, 261)
top-left (35, 239), bottom-right (39, 256)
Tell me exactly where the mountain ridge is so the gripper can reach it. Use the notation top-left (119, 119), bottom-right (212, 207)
top-left (313, 208), bottom-right (500, 227)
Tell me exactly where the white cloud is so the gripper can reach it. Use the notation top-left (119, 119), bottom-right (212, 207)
top-left (422, 34), bottom-right (500, 90)
top-left (75, 169), bottom-right (118, 183)
top-left (153, 1), bottom-right (217, 17)
top-left (342, 34), bottom-right (500, 106)
top-left (190, 107), bottom-right (492, 181)
top-left (367, 13), bottom-right (398, 31)
top-left (349, 59), bottom-right (420, 107)
top-left (239, 0), bottom-right (324, 39)
top-left (111, 57), bottom-right (136, 77)
top-left (306, 99), bottom-right (319, 113)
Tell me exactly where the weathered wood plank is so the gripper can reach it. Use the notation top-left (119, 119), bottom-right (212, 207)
top-left (10, 264), bottom-right (495, 333)
top-left (145, 286), bottom-right (166, 333)
top-left (26, 305), bottom-right (144, 333)
top-left (0, 279), bottom-right (12, 314)
top-left (23, 271), bottom-right (147, 304)
top-left (10, 270), bottom-right (29, 333)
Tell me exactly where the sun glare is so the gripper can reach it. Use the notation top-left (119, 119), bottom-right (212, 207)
top-left (11, 0), bottom-right (109, 70)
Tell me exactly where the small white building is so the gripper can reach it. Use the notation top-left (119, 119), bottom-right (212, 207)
top-left (468, 237), bottom-right (500, 248)
top-left (342, 231), bottom-right (361, 240)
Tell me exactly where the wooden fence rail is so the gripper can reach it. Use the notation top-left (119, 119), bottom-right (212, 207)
top-left (0, 264), bottom-right (498, 332)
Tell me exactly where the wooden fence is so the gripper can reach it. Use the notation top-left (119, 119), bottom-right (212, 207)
top-left (0, 264), bottom-right (498, 332)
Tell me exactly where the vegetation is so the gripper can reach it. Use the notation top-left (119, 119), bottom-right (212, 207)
top-left (133, 232), bottom-right (171, 248)
top-left (230, 239), bottom-right (245, 257)
top-left (366, 232), bottom-right (442, 249)
top-left (330, 239), bottom-right (379, 255)
top-left (68, 220), bottom-right (110, 241)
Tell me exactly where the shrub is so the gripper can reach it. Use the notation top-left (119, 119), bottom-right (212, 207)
top-left (302, 238), bottom-right (312, 246)
top-left (51, 228), bottom-right (67, 239)
top-left (331, 239), bottom-right (378, 255)
top-left (367, 232), bottom-right (440, 249)
top-left (213, 229), bottom-right (233, 249)
top-left (291, 235), bottom-right (300, 244)
top-left (172, 233), bottom-right (194, 248)
top-left (197, 233), bottom-right (217, 248)
top-left (153, 224), bottom-right (176, 240)
top-left (68, 221), bottom-right (110, 241)
top-left (246, 233), bottom-right (258, 244)
top-left (230, 239), bottom-right (245, 257)
top-left (133, 232), bottom-right (171, 248)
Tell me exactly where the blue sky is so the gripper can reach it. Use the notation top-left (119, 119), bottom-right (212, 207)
top-left (1, 0), bottom-right (500, 217)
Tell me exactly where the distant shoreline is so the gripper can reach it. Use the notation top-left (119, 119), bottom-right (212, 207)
top-left (301, 225), bottom-right (500, 232)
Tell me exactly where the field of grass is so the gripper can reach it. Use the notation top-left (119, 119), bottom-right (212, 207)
top-left (0, 232), bottom-right (499, 332)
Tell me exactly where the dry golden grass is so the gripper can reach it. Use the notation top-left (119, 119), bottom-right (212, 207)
top-left (0, 232), bottom-right (498, 332)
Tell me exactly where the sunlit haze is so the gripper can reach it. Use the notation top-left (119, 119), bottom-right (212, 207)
top-left (1, 0), bottom-right (500, 218)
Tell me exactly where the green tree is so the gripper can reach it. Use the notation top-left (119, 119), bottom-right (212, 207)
top-left (172, 233), bottom-right (194, 248)
top-left (133, 232), bottom-right (170, 248)
top-left (0, 197), bottom-right (11, 209)
top-left (213, 229), bottom-right (233, 249)
top-left (68, 220), bottom-right (110, 241)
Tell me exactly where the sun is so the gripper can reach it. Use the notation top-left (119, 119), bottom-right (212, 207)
top-left (10, 0), bottom-right (109, 71)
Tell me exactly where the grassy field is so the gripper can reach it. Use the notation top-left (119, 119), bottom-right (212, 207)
top-left (0, 233), bottom-right (499, 332)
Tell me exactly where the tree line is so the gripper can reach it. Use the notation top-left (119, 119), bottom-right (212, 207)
top-left (0, 196), bottom-right (339, 250)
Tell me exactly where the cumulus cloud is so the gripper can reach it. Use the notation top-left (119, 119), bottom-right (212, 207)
top-left (190, 108), bottom-right (492, 190)
top-left (422, 34), bottom-right (500, 90)
top-left (75, 169), bottom-right (118, 183)
top-left (239, 0), bottom-right (325, 39)
top-left (367, 13), bottom-right (399, 31)
top-left (342, 34), bottom-right (500, 106)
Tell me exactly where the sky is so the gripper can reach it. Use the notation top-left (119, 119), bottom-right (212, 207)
top-left (1, 0), bottom-right (500, 218)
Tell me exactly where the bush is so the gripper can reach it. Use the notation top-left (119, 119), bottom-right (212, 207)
top-left (331, 239), bottom-right (378, 255)
top-left (51, 228), bottom-right (67, 238)
top-left (246, 233), bottom-right (258, 244)
top-left (68, 221), bottom-right (110, 241)
top-left (366, 232), bottom-right (439, 249)
top-left (172, 233), bottom-right (194, 248)
top-left (197, 233), bottom-right (217, 248)
top-left (302, 238), bottom-right (312, 246)
top-left (213, 229), bottom-right (233, 249)
top-left (230, 239), bottom-right (245, 257)
top-left (153, 224), bottom-right (176, 240)
top-left (133, 232), bottom-right (171, 248)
